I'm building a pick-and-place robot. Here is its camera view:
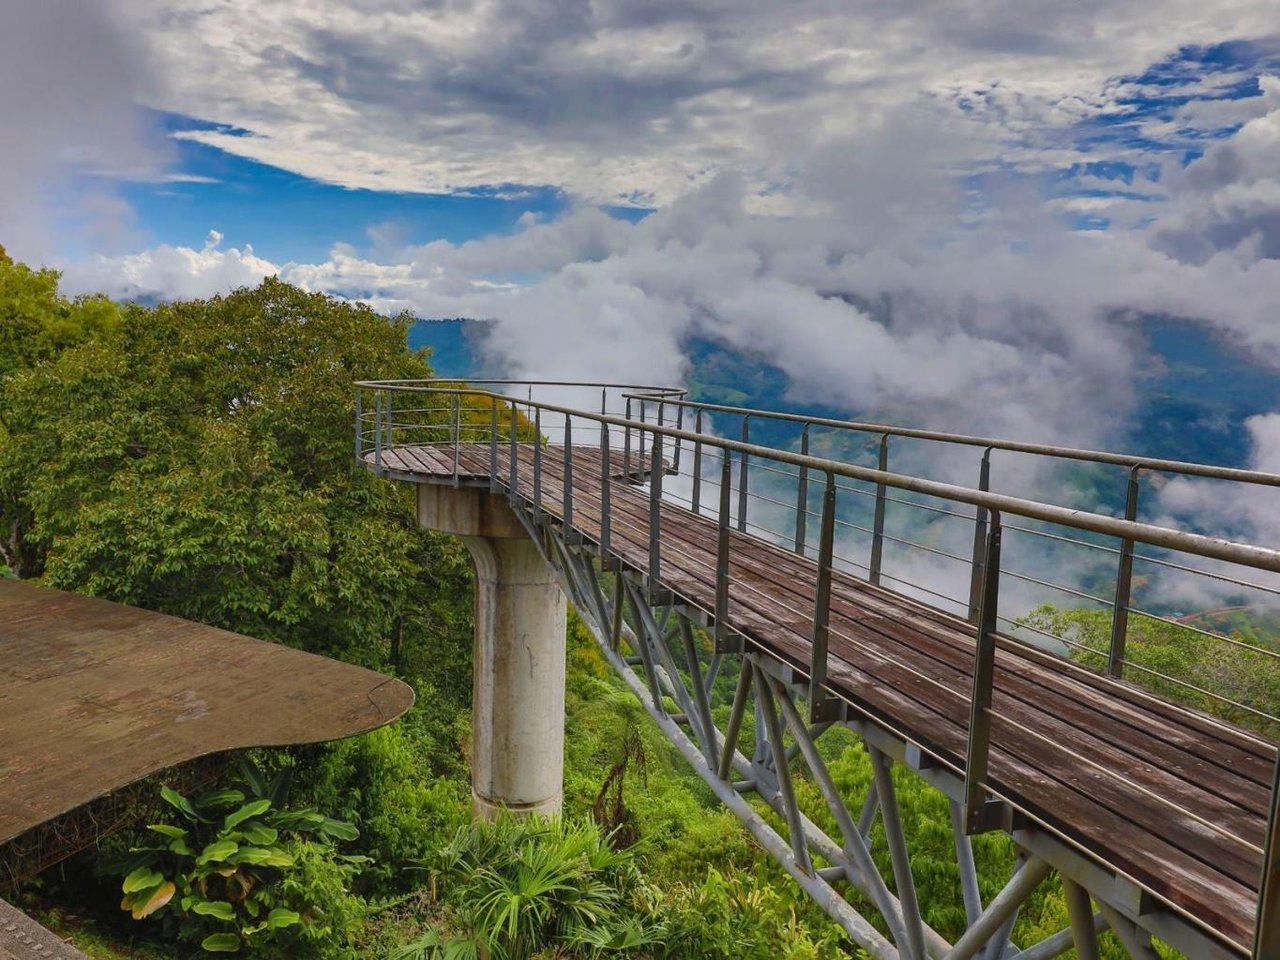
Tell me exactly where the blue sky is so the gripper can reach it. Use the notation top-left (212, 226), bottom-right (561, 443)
top-left (91, 38), bottom-right (1279, 268)
top-left (5, 2), bottom-right (1280, 454)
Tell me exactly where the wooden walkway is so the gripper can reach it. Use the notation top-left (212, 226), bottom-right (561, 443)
top-left (379, 442), bottom-right (1276, 955)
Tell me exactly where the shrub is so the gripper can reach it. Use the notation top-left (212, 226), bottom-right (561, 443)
top-left (390, 817), bottom-right (665, 960)
top-left (113, 759), bottom-right (365, 955)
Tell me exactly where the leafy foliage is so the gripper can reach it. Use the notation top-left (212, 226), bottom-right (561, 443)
top-left (392, 817), bottom-right (664, 960)
top-left (114, 760), bottom-right (364, 954)
top-left (1021, 603), bottom-right (1280, 734)
top-left (0, 273), bottom-right (474, 670)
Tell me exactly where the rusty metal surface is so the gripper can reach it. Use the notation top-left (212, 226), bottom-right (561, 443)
top-left (0, 579), bottom-right (414, 845)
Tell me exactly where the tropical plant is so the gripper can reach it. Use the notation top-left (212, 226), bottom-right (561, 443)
top-left (114, 759), bottom-right (363, 954)
top-left (391, 817), bottom-right (665, 960)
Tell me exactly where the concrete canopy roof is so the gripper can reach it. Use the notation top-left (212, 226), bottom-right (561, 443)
top-left (0, 578), bottom-right (414, 845)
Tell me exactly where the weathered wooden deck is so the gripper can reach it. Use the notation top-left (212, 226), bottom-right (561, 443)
top-left (378, 441), bottom-right (1276, 955)
top-left (0, 579), bottom-right (414, 847)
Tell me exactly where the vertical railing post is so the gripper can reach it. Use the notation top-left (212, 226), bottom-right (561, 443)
top-left (737, 416), bottom-right (750, 532)
top-left (673, 401), bottom-right (684, 473)
top-left (691, 409), bottom-right (704, 515)
top-left (508, 402), bottom-right (518, 506)
top-left (794, 423), bottom-right (811, 555)
top-left (385, 389), bottom-right (394, 452)
top-left (624, 396), bottom-right (633, 479)
top-left (964, 512), bottom-right (1003, 834)
top-left (354, 389), bottom-right (363, 462)
top-left (809, 473), bottom-right (838, 722)
top-left (715, 450), bottom-right (734, 652)
top-left (1255, 756), bottom-right (1280, 960)
top-left (532, 407), bottom-right (544, 521)
top-left (648, 431), bottom-right (662, 600)
top-left (451, 392), bottom-right (461, 480)
top-left (489, 398), bottom-right (499, 491)
top-left (1109, 466), bottom-right (1141, 678)
top-left (374, 389), bottom-right (383, 473)
top-left (563, 415), bottom-right (574, 530)
top-left (967, 448), bottom-right (993, 622)
top-left (869, 434), bottom-right (889, 585)
top-left (599, 423), bottom-right (612, 561)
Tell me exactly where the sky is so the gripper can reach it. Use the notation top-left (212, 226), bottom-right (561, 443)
top-left (3, 1), bottom-right (1280, 462)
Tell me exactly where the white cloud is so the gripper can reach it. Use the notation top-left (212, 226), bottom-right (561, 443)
top-left (119, 1), bottom-right (1280, 207)
top-left (65, 75), bottom-right (1280, 456)
top-left (62, 231), bottom-right (276, 302)
top-left (0, 0), bottom-right (165, 261)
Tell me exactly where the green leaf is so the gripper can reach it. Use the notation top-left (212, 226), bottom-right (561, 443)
top-left (147, 824), bottom-right (187, 839)
top-left (229, 846), bottom-right (294, 868)
top-left (263, 907), bottom-right (300, 930)
top-left (238, 757), bottom-right (267, 798)
top-left (160, 785), bottom-right (203, 822)
top-left (123, 866), bottom-right (165, 893)
top-left (223, 798), bottom-right (271, 831)
top-left (131, 881), bottom-right (176, 920)
top-left (318, 817), bottom-right (359, 842)
top-left (237, 823), bottom-right (278, 846)
top-left (266, 768), bottom-right (293, 808)
top-left (169, 838), bottom-right (194, 856)
top-left (197, 789), bottom-right (246, 810)
top-left (191, 900), bottom-right (236, 922)
top-left (195, 839), bottom-right (239, 865)
top-left (200, 933), bottom-right (240, 952)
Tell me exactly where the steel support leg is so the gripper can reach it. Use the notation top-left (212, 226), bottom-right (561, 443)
top-left (944, 859), bottom-right (1052, 960)
top-left (869, 745), bottom-right (929, 960)
top-left (1063, 879), bottom-right (1101, 960)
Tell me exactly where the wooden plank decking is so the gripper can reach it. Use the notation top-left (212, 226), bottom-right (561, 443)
top-left (378, 442), bottom-right (1276, 955)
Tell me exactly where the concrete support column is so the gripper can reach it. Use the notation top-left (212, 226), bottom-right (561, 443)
top-left (417, 484), bottom-right (566, 818)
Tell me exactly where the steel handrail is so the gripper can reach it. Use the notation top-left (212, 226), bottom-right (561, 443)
top-left (624, 392), bottom-right (1280, 487)
top-left (358, 382), bottom-right (1280, 572)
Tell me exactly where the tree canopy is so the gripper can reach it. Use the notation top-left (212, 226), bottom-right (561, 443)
top-left (0, 267), bottom-right (471, 671)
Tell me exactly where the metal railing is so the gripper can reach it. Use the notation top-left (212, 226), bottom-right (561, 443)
top-left (355, 378), bottom-right (1280, 959)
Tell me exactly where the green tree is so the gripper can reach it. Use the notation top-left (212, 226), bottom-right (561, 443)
top-left (0, 255), bottom-right (121, 576)
top-left (0, 274), bottom-right (473, 671)
top-left (1020, 604), bottom-right (1280, 734)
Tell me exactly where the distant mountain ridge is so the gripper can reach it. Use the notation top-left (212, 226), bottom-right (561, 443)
top-left (409, 316), bottom-right (1280, 471)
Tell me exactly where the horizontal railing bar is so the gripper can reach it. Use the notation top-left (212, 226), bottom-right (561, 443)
top-left (1005, 616), bottom-right (1280, 724)
top-left (880, 495), bottom-right (976, 522)
top-left (1131, 551), bottom-right (1280, 599)
top-left (624, 392), bottom-right (1280, 488)
top-left (876, 570), bottom-right (969, 609)
top-left (1125, 607), bottom-right (1280, 662)
top-left (877, 531), bottom-right (972, 566)
top-left (1000, 570), bottom-right (1114, 607)
top-left (1005, 523), bottom-right (1122, 556)
top-left (358, 383), bottom-right (1280, 575)
top-left (1119, 659), bottom-right (1280, 726)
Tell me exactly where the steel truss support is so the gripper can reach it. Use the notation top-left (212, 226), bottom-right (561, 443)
top-left (514, 503), bottom-right (1217, 960)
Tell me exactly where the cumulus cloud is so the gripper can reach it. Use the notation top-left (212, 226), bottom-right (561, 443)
top-left (121, 0), bottom-right (1280, 207)
top-left (62, 231), bottom-right (276, 301)
top-left (66, 70), bottom-right (1280, 461)
top-left (1150, 76), bottom-right (1280, 263)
